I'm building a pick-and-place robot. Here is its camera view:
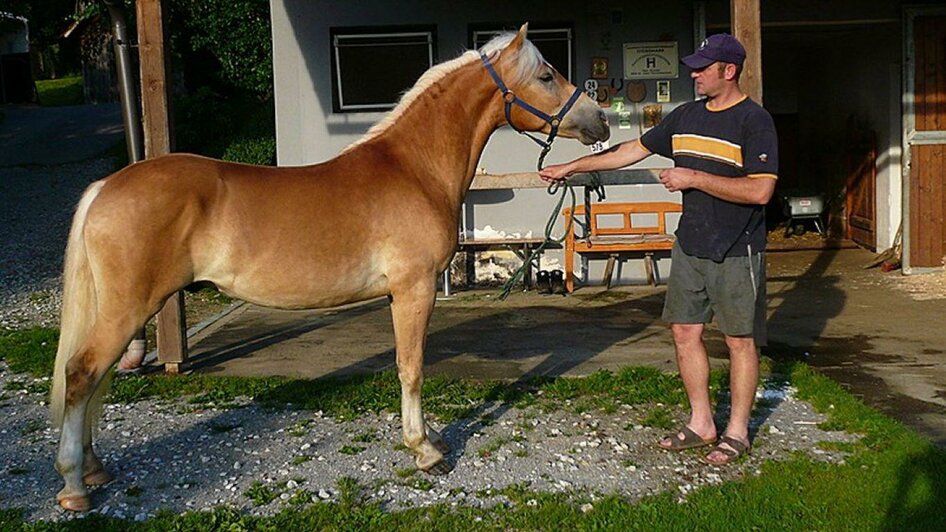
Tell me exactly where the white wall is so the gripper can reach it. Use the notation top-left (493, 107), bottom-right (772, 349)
top-left (271, 0), bottom-right (696, 285)
top-left (270, 0), bottom-right (911, 283)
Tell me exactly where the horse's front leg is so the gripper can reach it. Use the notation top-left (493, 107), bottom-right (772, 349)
top-left (389, 278), bottom-right (450, 473)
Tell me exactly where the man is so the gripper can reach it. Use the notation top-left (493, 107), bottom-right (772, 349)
top-left (539, 33), bottom-right (777, 464)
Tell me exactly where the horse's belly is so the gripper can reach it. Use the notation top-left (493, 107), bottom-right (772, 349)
top-left (200, 252), bottom-right (390, 310)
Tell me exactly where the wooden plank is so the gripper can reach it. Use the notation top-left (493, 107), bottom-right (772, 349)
top-left (469, 168), bottom-right (661, 190)
top-left (136, 0), bottom-right (187, 369)
top-left (730, 0), bottom-right (762, 103)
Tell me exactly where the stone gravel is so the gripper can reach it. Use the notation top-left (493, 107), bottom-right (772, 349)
top-left (0, 157), bottom-right (116, 330)
top-left (0, 362), bottom-right (858, 523)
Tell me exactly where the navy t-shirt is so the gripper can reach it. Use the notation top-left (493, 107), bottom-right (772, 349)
top-left (640, 96), bottom-right (778, 261)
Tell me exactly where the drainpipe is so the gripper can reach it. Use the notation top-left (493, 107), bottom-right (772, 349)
top-left (103, 0), bottom-right (144, 163)
top-left (103, 0), bottom-right (147, 361)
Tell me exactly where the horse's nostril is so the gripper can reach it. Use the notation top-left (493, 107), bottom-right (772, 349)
top-left (597, 109), bottom-right (607, 123)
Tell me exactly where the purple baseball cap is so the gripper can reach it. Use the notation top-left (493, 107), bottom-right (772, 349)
top-left (681, 33), bottom-right (746, 69)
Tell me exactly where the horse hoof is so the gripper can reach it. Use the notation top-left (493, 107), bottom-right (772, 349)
top-left (83, 469), bottom-right (113, 486)
top-left (420, 459), bottom-right (452, 476)
top-left (426, 430), bottom-right (450, 454)
top-left (431, 439), bottom-right (450, 455)
top-left (58, 495), bottom-right (91, 512)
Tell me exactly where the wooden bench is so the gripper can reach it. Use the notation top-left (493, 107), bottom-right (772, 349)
top-left (562, 201), bottom-right (682, 292)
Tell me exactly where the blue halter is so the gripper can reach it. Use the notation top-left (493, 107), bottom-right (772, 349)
top-left (480, 52), bottom-right (583, 170)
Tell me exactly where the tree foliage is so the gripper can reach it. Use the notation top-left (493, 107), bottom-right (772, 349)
top-left (170, 0), bottom-right (273, 97)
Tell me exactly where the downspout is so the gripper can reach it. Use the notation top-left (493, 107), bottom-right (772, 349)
top-left (103, 0), bottom-right (144, 163)
top-left (103, 0), bottom-right (147, 361)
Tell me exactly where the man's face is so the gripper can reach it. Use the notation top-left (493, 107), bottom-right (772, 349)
top-left (690, 61), bottom-right (729, 97)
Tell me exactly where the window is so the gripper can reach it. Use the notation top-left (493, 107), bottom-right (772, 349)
top-left (470, 24), bottom-right (574, 81)
top-left (330, 26), bottom-right (436, 112)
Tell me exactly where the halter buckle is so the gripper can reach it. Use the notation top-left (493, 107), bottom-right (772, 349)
top-left (503, 91), bottom-right (516, 104)
top-left (550, 117), bottom-right (561, 127)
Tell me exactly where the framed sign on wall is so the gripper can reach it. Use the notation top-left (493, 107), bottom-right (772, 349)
top-left (623, 42), bottom-right (678, 80)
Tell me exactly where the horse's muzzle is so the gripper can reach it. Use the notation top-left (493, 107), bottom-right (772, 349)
top-left (577, 109), bottom-right (611, 145)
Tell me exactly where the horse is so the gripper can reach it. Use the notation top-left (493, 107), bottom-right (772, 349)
top-left (49, 24), bottom-right (609, 511)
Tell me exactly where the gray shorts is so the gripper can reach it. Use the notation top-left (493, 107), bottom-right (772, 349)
top-left (661, 242), bottom-right (767, 346)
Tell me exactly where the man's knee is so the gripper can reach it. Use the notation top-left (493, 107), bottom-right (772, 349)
top-left (724, 335), bottom-right (757, 357)
top-left (671, 323), bottom-right (704, 346)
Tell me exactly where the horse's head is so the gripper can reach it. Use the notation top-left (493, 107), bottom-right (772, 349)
top-left (482, 24), bottom-right (610, 146)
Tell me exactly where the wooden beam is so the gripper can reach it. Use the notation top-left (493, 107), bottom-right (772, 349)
top-left (136, 0), bottom-right (187, 373)
top-left (731, 0), bottom-right (763, 103)
top-left (470, 169), bottom-right (662, 190)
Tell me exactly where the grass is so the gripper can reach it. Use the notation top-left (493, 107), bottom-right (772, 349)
top-left (0, 329), bottom-right (699, 424)
top-left (244, 481), bottom-right (284, 506)
top-left (0, 328), bottom-right (58, 379)
top-left (35, 76), bottom-right (84, 106)
top-left (640, 405), bottom-right (674, 430)
top-left (292, 455), bottom-right (312, 465)
top-left (338, 445), bottom-right (366, 456)
top-left (478, 436), bottom-right (511, 458)
top-left (17, 363), bottom-right (936, 530)
top-left (1, 325), bottom-right (944, 529)
top-left (394, 467), bottom-right (417, 478)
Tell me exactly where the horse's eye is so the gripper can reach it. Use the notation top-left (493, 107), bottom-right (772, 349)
top-left (540, 73), bottom-right (554, 83)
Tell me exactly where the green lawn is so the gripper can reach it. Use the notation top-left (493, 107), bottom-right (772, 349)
top-left (34, 76), bottom-right (84, 106)
top-left (0, 328), bottom-right (943, 530)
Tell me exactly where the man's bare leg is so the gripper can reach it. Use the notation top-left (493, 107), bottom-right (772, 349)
top-left (706, 335), bottom-right (758, 461)
top-left (659, 323), bottom-right (717, 447)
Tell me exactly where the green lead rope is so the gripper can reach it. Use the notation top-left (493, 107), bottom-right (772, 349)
top-left (498, 172), bottom-right (604, 300)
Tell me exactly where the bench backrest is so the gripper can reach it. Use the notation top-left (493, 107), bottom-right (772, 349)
top-left (563, 201), bottom-right (682, 237)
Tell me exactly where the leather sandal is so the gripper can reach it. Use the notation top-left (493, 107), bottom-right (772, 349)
top-left (658, 425), bottom-right (716, 451)
top-left (703, 436), bottom-right (750, 465)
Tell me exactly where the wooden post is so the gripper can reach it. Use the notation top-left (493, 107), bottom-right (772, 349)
top-left (731, 0), bottom-right (762, 104)
top-left (136, 0), bottom-right (187, 373)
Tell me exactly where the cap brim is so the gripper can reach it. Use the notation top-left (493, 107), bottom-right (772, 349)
top-left (681, 53), bottom-right (715, 69)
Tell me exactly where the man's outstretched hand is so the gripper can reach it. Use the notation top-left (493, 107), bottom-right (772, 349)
top-left (539, 163), bottom-right (572, 183)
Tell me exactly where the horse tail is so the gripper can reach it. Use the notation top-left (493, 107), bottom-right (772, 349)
top-left (51, 180), bottom-right (106, 428)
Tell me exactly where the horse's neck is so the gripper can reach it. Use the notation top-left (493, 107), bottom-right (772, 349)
top-left (356, 63), bottom-right (501, 208)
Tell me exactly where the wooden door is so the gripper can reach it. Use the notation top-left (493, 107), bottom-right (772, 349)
top-left (845, 126), bottom-right (876, 249)
top-left (905, 11), bottom-right (946, 271)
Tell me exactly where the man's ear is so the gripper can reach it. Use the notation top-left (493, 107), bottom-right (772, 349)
top-left (725, 63), bottom-right (739, 81)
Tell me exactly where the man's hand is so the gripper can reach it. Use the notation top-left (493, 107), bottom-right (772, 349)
top-left (659, 168), bottom-right (700, 193)
top-left (539, 163), bottom-right (572, 183)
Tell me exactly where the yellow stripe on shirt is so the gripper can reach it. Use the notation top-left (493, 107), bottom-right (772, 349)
top-left (748, 173), bottom-right (778, 180)
top-left (671, 134), bottom-right (743, 168)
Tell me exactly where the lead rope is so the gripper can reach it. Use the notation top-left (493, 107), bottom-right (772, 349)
top-left (499, 171), bottom-right (605, 300)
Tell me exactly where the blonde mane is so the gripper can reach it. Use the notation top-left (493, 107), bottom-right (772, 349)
top-left (341, 32), bottom-right (544, 154)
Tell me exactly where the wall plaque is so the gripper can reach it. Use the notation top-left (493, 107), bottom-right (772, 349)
top-left (623, 42), bottom-right (678, 80)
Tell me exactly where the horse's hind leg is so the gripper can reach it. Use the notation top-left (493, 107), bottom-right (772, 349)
top-left (389, 278), bottom-right (449, 473)
top-left (56, 317), bottom-right (139, 511)
top-left (80, 394), bottom-right (112, 486)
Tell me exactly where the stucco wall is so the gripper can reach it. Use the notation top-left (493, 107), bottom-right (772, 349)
top-left (271, 0), bottom-right (695, 286)
top-left (271, 0), bottom-right (912, 284)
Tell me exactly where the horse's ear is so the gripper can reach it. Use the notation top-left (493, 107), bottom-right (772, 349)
top-left (508, 23), bottom-right (529, 51)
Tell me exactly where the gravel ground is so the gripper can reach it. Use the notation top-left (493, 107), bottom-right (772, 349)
top-left (0, 362), bottom-right (858, 523)
top-left (0, 157), bottom-right (116, 330)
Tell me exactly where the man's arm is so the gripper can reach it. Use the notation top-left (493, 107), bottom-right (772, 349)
top-left (538, 139), bottom-right (652, 182)
top-left (659, 167), bottom-right (776, 205)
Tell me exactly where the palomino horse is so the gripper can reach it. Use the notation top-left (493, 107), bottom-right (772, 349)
top-left (50, 25), bottom-right (609, 511)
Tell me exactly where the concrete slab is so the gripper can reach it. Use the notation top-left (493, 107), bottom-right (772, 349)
top-left (184, 248), bottom-right (946, 446)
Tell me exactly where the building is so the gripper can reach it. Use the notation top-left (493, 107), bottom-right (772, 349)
top-left (0, 12), bottom-right (33, 104)
top-left (270, 0), bottom-right (946, 285)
